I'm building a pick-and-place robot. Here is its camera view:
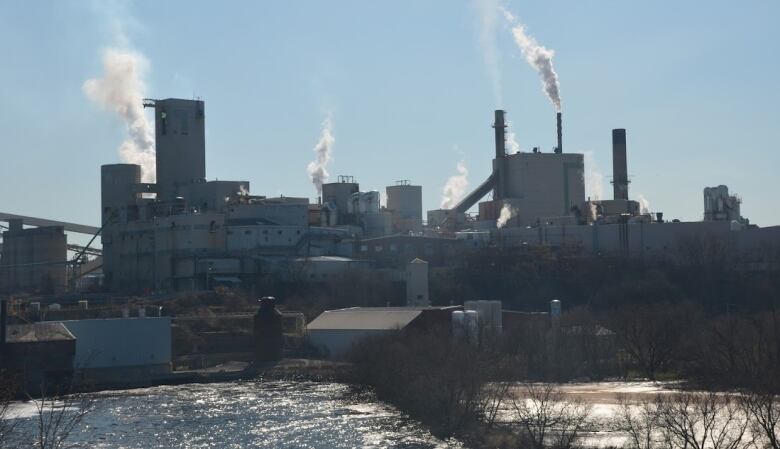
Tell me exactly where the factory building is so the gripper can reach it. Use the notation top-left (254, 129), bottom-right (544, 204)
top-left (434, 110), bottom-right (584, 228)
top-left (89, 97), bottom-right (778, 293)
top-left (0, 219), bottom-right (67, 293)
top-left (100, 99), bottom-right (383, 292)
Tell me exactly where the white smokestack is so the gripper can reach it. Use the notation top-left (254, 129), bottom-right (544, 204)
top-left (307, 114), bottom-right (335, 195)
top-left (583, 151), bottom-right (604, 201)
top-left (84, 48), bottom-right (156, 182)
top-left (473, 0), bottom-right (503, 106)
top-left (440, 161), bottom-right (469, 209)
top-left (496, 203), bottom-right (516, 228)
top-left (501, 7), bottom-right (562, 112)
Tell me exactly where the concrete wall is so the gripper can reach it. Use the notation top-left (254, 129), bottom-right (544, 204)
top-left (307, 329), bottom-right (391, 358)
top-left (61, 317), bottom-right (171, 370)
top-left (110, 213), bottom-right (225, 291)
top-left (179, 181), bottom-right (249, 213)
top-left (497, 221), bottom-right (780, 264)
top-left (227, 200), bottom-right (309, 227)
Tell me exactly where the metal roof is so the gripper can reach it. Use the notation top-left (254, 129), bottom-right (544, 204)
top-left (7, 323), bottom-right (75, 343)
top-left (307, 307), bottom-right (423, 331)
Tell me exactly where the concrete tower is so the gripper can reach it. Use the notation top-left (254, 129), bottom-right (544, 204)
top-left (147, 98), bottom-right (206, 202)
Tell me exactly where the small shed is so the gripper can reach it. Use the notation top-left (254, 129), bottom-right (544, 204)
top-left (4, 322), bottom-right (76, 393)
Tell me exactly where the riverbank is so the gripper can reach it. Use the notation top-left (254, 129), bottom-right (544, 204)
top-left (69, 358), bottom-right (350, 396)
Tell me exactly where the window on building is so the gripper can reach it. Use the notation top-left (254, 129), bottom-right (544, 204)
top-left (375, 245), bottom-right (383, 252)
top-left (389, 244), bottom-right (397, 252)
top-left (360, 245), bottom-right (368, 252)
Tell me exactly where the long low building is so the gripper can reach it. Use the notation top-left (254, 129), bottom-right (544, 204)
top-left (306, 306), bottom-right (459, 358)
top-left (487, 221), bottom-right (780, 265)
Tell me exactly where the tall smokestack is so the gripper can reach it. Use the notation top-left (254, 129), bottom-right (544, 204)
top-left (611, 129), bottom-right (629, 200)
top-left (493, 110), bottom-right (506, 159)
top-left (556, 112), bottom-right (562, 153)
top-left (492, 110), bottom-right (507, 200)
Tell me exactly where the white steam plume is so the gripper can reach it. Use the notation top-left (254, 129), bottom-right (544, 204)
top-left (638, 194), bottom-right (651, 214)
top-left (506, 120), bottom-right (521, 154)
top-left (496, 203), bottom-right (516, 228)
top-left (307, 114), bottom-right (335, 195)
top-left (473, 0), bottom-right (503, 106)
top-left (84, 49), bottom-right (156, 182)
top-left (583, 151), bottom-right (604, 200)
top-left (440, 161), bottom-right (469, 209)
top-left (501, 7), bottom-right (562, 112)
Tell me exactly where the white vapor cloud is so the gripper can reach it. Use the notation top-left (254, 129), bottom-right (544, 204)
top-left (307, 114), bottom-right (335, 195)
top-left (583, 151), bottom-right (604, 201)
top-left (496, 203), bottom-right (516, 228)
top-left (84, 48), bottom-right (156, 182)
top-left (501, 6), bottom-right (562, 112)
top-left (473, 0), bottom-right (503, 106)
top-left (441, 161), bottom-right (469, 209)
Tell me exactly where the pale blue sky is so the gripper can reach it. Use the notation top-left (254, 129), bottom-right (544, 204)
top-left (1, 0), bottom-right (779, 237)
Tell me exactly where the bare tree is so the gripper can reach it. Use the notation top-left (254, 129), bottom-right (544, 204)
top-left (29, 384), bottom-right (92, 449)
top-left (0, 376), bottom-right (19, 448)
top-left (510, 383), bottom-right (592, 449)
top-left (740, 392), bottom-right (780, 449)
top-left (614, 393), bottom-right (667, 449)
top-left (656, 392), bottom-right (752, 449)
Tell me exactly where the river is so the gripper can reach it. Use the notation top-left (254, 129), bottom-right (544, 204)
top-left (8, 381), bottom-right (461, 448)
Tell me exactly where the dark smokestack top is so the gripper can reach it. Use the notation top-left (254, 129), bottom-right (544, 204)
top-left (611, 128), bottom-right (629, 201)
top-left (556, 112), bottom-right (562, 153)
top-left (493, 110), bottom-right (506, 159)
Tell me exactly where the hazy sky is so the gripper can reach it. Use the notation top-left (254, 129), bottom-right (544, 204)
top-left (1, 0), bottom-right (779, 238)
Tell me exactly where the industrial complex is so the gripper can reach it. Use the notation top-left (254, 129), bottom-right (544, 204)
top-left (0, 94), bottom-right (777, 394)
top-left (1, 98), bottom-right (779, 296)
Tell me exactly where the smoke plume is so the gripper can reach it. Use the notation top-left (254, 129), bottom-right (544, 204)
top-left (473, 0), bottom-right (503, 106)
top-left (638, 194), bottom-right (651, 214)
top-left (307, 114), bottom-right (335, 195)
top-left (583, 151), bottom-right (604, 200)
top-left (506, 120), bottom-right (521, 154)
top-left (441, 161), bottom-right (469, 209)
top-left (496, 203), bottom-right (516, 228)
top-left (84, 49), bottom-right (156, 182)
top-left (501, 7), bottom-right (562, 112)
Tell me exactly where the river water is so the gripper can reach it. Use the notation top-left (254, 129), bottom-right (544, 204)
top-left (9, 381), bottom-right (461, 448)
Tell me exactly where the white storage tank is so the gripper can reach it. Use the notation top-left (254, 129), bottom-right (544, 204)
top-left (464, 300), bottom-right (502, 335)
top-left (464, 310), bottom-right (479, 346)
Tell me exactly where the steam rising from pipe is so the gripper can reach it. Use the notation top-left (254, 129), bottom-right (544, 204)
top-left (83, 49), bottom-right (156, 182)
top-left (307, 114), bottom-right (335, 195)
top-left (441, 161), bottom-right (469, 209)
top-left (473, 0), bottom-right (503, 106)
top-left (501, 7), bottom-right (562, 112)
top-left (583, 151), bottom-right (604, 200)
top-left (506, 121), bottom-right (521, 154)
top-left (638, 194), bottom-right (651, 214)
top-left (496, 203), bottom-right (516, 228)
